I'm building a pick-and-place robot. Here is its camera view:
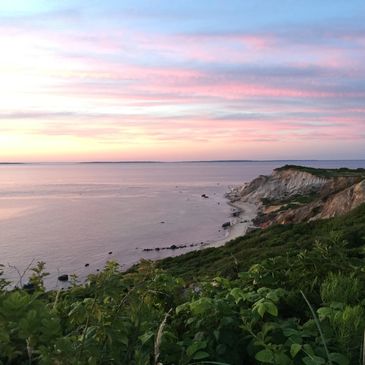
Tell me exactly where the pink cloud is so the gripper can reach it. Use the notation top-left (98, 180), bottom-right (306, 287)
top-left (1, 18), bottom-right (365, 161)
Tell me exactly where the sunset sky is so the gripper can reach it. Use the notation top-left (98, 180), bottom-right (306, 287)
top-left (1, 0), bottom-right (365, 161)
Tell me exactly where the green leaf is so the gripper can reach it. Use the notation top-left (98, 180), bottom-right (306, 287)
top-left (261, 323), bottom-right (276, 337)
top-left (255, 303), bottom-right (266, 318)
top-left (290, 343), bottom-right (302, 358)
top-left (329, 353), bottom-right (350, 365)
top-left (187, 340), bottom-right (207, 357)
top-left (302, 356), bottom-right (326, 365)
top-left (283, 328), bottom-right (300, 337)
top-left (317, 307), bottom-right (333, 320)
top-left (230, 287), bottom-right (244, 302)
top-left (176, 303), bottom-right (189, 314)
top-left (255, 349), bottom-right (274, 363)
top-left (139, 332), bottom-right (154, 345)
top-left (303, 344), bottom-right (315, 356)
top-left (193, 351), bottom-right (210, 360)
top-left (265, 302), bottom-right (278, 317)
top-left (190, 298), bottom-right (213, 315)
top-left (266, 291), bottom-right (279, 302)
top-left (274, 352), bottom-right (291, 365)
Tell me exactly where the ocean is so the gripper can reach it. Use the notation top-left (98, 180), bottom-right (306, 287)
top-left (1, 160), bottom-right (365, 287)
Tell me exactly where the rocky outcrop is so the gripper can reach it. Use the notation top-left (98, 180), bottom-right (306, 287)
top-left (319, 179), bottom-right (365, 219)
top-left (230, 165), bottom-right (365, 228)
top-left (229, 168), bottom-right (328, 204)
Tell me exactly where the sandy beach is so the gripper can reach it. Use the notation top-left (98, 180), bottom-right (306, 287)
top-left (206, 200), bottom-right (258, 248)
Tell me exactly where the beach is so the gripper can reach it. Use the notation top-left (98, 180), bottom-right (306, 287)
top-left (207, 200), bottom-right (258, 248)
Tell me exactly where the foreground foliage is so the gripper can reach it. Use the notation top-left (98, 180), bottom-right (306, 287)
top-left (1, 205), bottom-right (365, 364)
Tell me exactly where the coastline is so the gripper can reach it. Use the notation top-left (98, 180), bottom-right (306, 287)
top-left (140, 192), bottom-right (259, 253)
top-left (205, 199), bottom-right (258, 248)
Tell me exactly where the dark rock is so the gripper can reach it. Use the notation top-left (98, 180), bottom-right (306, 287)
top-left (232, 211), bottom-right (240, 217)
top-left (160, 221), bottom-right (165, 224)
top-left (58, 274), bottom-right (69, 282)
top-left (23, 283), bottom-right (36, 292)
top-left (85, 263), bottom-right (90, 267)
top-left (201, 194), bottom-right (209, 198)
top-left (155, 247), bottom-right (160, 251)
top-left (222, 221), bottom-right (231, 229)
top-left (108, 251), bottom-right (113, 255)
top-left (170, 244), bottom-right (177, 250)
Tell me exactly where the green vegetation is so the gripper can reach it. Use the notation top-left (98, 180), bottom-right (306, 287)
top-left (1, 204), bottom-right (365, 364)
top-left (275, 164), bottom-right (365, 178)
top-left (159, 203), bottom-right (365, 279)
top-left (261, 192), bottom-right (319, 209)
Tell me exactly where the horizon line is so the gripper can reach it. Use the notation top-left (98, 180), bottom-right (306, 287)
top-left (1, 159), bottom-right (365, 165)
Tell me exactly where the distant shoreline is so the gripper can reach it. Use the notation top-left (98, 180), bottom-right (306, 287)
top-left (1, 159), bottom-right (365, 165)
top-left (0, 162), bottom-right (27, 165)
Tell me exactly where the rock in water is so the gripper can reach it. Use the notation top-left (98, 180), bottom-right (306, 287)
top-left (58, 274), bottom-right (69, 282)
top-left (222, 222), bottom-right (231, 228)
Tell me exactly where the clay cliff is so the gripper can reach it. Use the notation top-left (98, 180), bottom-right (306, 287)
top-left (229, 165), bottom-right (365, 228)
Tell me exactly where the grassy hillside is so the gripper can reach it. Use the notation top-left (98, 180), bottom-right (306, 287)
top-left (1, 205), bottom-right (365, 364)
top-left (159, 203), bottom-right (365, 280)
top-left (275, 164), bottom-right (365, 178)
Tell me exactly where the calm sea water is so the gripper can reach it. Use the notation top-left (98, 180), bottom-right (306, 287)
top-left (1, 160), bottom-right (365, 286)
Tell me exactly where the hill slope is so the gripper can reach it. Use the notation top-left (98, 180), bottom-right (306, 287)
top-left (228, 164), bottom-right (365, 228)
top-left (159, 203), bottom-right (365, 279)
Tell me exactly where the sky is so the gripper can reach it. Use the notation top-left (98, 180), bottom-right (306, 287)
top-left (0, 0), bottom-right (365, 162)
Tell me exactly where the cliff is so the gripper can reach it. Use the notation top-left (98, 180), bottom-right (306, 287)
top-left (229, 165), bottom-right (365, 228)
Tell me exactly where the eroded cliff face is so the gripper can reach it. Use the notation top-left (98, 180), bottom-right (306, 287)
top-left (230, 168), bottom-right (328, 203)
top-left (320, 179), bottom-right (365, 219)
top-left (229, 165), bottom-right (365, 228)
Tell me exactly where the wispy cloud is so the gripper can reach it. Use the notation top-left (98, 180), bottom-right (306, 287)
top-left (0, 1), bottom-right (364, 160)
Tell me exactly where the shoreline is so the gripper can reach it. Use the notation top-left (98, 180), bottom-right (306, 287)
top-left (4, 188), bottom-right (258, 289)
top-left (139, 193), bottom-right (259, 253)
top-left (205, 199), bottom-right (258, 248)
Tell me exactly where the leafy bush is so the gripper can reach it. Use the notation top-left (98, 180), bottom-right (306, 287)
top-left (320, 273), bottom-right (362, 305)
